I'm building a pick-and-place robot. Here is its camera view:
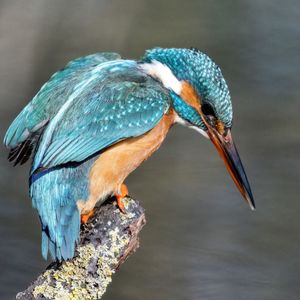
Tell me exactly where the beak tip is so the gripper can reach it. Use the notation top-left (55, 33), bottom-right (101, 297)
top-left (246, 195), bottom-right (256, 211)
top-left (206, 127), bottom-right (256, 212)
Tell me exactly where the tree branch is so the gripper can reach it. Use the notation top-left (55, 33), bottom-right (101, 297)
top-left (16, 197), bottom-right (146, 300)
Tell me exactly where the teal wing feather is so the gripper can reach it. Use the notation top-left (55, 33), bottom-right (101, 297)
top-left (4, 52), bottom-right (121, 165)
top-left (32, 60), bottom-right (170, 172)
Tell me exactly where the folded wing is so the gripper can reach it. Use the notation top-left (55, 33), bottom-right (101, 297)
top-left (32, 60), bottom-right (170, 172)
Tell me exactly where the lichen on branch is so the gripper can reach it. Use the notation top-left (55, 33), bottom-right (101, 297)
top-left (16, 197), bottom-right (146, 300)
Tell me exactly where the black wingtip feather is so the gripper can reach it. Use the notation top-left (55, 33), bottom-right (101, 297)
top-left (8, 139), bottom-right (34, 166)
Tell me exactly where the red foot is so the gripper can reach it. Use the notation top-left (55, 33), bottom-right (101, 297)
top-left (81, 209), bottom-right (95, 224)
top-left (114, 184), bottom-right (129, 213)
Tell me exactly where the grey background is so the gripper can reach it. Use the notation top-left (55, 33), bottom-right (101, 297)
top-left (0, 0), bottom-right (299, 299)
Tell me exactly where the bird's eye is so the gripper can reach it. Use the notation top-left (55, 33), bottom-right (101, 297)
top-left (201, 103), bottom-right (216, 118)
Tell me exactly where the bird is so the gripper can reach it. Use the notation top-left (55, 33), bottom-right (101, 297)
top-left (4, 47), bottom-right (255, 261)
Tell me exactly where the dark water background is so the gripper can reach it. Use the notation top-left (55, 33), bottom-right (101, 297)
top-left (0, 0), bottom-right (299, 299)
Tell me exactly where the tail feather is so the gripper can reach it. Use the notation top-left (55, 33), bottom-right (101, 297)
top-left (41, 228), bottom-right (49, 260)
top-left (30, 157), bottom-right (95, 261)
top-left (41, 205), bottom-right (80, 260)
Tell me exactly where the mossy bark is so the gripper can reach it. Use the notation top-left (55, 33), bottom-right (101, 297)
top-left (16, 197), bottom-right (146, 300)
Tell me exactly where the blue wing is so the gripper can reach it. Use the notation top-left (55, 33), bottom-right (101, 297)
top-left (4, 52), bottom-right (121, 165)
top-left (32, 60), bottom-right (170, 172)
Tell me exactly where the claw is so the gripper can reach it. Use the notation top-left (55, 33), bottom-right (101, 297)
top-left (81, 209), bottom-right (95, 224)
top-left (115, 184), bottom-right (128, 213)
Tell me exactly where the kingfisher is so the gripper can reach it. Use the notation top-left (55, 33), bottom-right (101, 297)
top-left (4, 48), bottom-right (254, 261)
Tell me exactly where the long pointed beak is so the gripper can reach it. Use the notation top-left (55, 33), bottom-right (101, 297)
top-left (205, 125), bottom-right (255, 210)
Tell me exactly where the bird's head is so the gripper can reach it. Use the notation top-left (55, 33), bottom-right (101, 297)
top-left (141, 47), bottom-right (255, 210)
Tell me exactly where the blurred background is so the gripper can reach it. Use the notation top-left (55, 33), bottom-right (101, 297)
top-left (0, 0), bottom-right (299, 299)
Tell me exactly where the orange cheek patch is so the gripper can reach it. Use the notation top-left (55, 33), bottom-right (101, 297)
top-left (180, 81), bottom-right (201, 113)
top-left (180, 81), bottom-right (226, 135)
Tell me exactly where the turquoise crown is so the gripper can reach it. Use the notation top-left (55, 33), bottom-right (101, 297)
top-left (142, 47), bottom-right (233, 128)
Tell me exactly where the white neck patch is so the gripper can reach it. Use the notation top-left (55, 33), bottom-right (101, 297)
top-left (174, 114), bottom-right (209, 139)
top-left (140, 60), bottom-right (182, 94)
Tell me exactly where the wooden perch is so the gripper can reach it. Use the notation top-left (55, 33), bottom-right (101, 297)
top-left (16, 197), bottom-right (146, 300)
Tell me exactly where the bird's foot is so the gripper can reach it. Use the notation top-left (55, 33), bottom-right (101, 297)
top-left (114, 184), bottom-right (129, 213)
top-left (81, 209), bottom-right (95, 224)
top-left (77, 200), bottom-right (95, 224)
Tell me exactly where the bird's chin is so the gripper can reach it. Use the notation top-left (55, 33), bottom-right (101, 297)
top-left (174, 114), bottom-right (209, 139)
top-left (189, 126), bottom-right (209, 139)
